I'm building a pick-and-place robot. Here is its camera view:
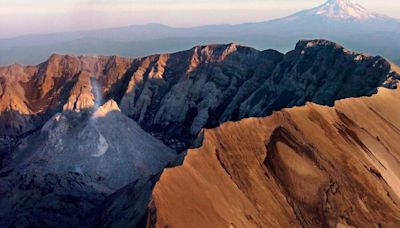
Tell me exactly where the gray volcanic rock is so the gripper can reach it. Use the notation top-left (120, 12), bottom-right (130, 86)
top-left (119, 40), bottom-right (399, 148)
top-left (0, 100), bottom-right (176, 227)
top-left (91, 173), bottom-right (161, 228)
top-left (0, 40), bottom-right (399, 227)
top-left (0, 40), bottom-right (399, 151)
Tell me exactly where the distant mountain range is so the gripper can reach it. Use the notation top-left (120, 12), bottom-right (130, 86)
top-left (0, 0), bottom-right (399, 66)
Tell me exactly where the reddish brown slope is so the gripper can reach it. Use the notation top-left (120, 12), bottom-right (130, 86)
top-left (0, 55), bottom-right (134, 136)
top-left (150, 83), bottom-right (400, 227)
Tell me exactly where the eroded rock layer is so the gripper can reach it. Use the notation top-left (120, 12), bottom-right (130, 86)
top-left (0, 40), bottom-right (399, 227)
top-left (150, 84), bottom-right (400, 227)
top-left (1, 40), bottom-right (398, 150)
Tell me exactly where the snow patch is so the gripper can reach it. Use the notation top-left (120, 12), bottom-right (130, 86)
top-left (91, 130), bottom-right (109, 157)
top-left (301, 0), bottom-right (382, 21)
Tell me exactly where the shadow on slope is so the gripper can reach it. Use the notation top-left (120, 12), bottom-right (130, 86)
top-left (0, 100), bottom-right (177, 227)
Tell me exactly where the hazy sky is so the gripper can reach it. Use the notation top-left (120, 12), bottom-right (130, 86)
top-left (0, 0), bottom-right (399, 38)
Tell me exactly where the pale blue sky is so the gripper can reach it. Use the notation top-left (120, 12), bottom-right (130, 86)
top-left (0, 0), bottom-right (399, 38)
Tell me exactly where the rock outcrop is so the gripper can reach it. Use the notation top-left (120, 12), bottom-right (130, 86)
top-left (149, 81), bottom-right (400, 227)
top-left (0, 54), bottom-right (133, 136)
top-left (0, 40), bottom-right (399, 227)
top-left (0, 40), bottom-right (398, 151)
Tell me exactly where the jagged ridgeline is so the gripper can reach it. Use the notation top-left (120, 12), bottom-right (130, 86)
top-left (0, 40), bottom-right (398, 151)
top-left (0, 40), bottom-right (399, 227)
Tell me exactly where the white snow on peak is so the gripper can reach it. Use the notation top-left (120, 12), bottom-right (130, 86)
top-left (302, 0), bottom-right (382, 21)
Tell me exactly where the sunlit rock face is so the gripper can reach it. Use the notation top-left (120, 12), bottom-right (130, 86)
top-left (0, 55), bottom-right (134, 138)
top-left (150, 83), bottom-right (400, 228)
top-left (91, 99), bottom-right (120, 119)
top-left (1, 40), bottom-right (398, 151)
top-left (0, 40), bottom-right (399, 227)
top-left (118, 40), bottom-right (398, 148)
top-left (0, 100), bottom-right (176, 227)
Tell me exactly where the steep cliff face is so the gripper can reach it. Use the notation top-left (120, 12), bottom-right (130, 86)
top-left (0, 55), bottom-right (134, 137)
top-left (149, 81), bottom-right (400, 227)
top-left (118, 40), bottom-right (398, 148)
top-left (0, 40), bottom-right (398, 150)
top-left (0, 40), bottom-right (399, 227)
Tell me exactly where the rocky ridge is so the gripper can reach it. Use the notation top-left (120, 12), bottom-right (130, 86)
top-left (0, 40), bottom-right (399, 227)
top-left (149, 76), bottom-right (400, 227)
top-left (0, 40), bottom-right (398, 151)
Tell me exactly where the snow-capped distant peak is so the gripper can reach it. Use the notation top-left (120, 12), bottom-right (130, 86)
top-left (301, 0), bottom-right (383, 21)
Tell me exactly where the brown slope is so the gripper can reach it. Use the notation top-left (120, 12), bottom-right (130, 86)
top-left (0, 54), bottom-right (134, 137)
top-left (391, 61), bottom-right (400, 74)
top-left (149, 80), bottom-right (400, 227)
top-left (0, 41), bottom-right (399, 227)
